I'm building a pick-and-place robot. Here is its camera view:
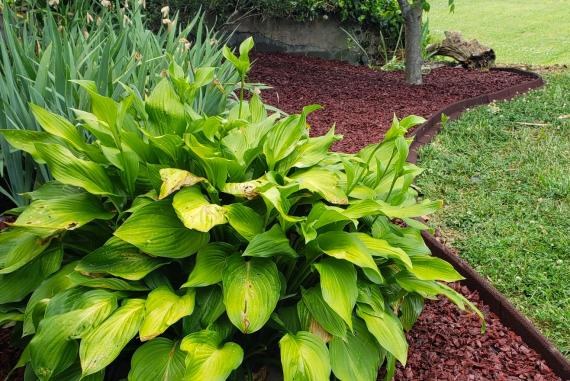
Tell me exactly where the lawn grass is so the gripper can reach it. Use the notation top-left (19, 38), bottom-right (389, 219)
top-left (416, 72), bottom-right (570, 356)
top-left (427, 0), bottom-right (570, 65)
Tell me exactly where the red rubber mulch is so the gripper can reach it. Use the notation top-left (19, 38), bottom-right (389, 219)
top-left (250, 52), bottom-right (534, 153)
top-left (390, 283), bottom-right (562, 381)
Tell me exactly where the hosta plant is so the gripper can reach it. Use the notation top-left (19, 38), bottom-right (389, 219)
top-left (0, 38), bottom-right (482, 381)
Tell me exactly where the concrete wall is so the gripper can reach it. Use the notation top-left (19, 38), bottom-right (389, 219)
top-left (224, 16), bottom-right (366, 64)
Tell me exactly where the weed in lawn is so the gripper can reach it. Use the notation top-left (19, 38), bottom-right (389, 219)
top-left (417, 72), bottom-right (570, 356)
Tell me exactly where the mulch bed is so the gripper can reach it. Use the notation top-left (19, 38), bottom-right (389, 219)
top-left (0, 54), bottom-right (559, 380)
top-left (390, 283), bottom-right (562, 381)
top-left (250, 52), bottom-right (534, 153)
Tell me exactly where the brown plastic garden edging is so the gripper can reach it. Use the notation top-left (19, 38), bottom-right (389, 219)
top-left (408, 68), bottom-right (570, 379)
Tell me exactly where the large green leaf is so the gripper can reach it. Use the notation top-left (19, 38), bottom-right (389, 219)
top-left (182, 243), bottom-right (233, 288)
top-left (140, 287), bottom-right (195, 341)
top-left (114, 200), bottom-right (209, 258)
top-left (191, 286), bottom-right (226, 328)
top-left (22, 261), bottom-right (77, 335)
top-left (80, 298), bottom-right (146, 377)
top-left (400, 293), bottom-right (424, 331)
top-left (30, 104), bottom-right (88, 153)
top-left (158, 168), bottom-right (206, 200)
top-left (13, 193), bottom-right (113, 231)
top-left (330, 318), bottom-right (382, 381)
top-left (395, 272), bottom-right (484, 327)
top-left (180, 330), bottom-right (243, 381)
top-left (316, 232), bottom-right (380, 277)
top-left (145, 78), bottom-right (186, 136)
top-left (263, 106), bottom-right (319, 170)
top-left (345, 199), bottom-right (442, 219)
top-left (23, 182), bottom-right (84, 201)
top-left (35, 143), bottom-right (115, 195)
top-left (242, 224), bottom-right (297, 258)
top-left (279, 331), bottom-right (331, 381)
top-left (128, 338), bottom-right (186, 381)
top-left (0, 244), bottom-right (62, 306)
top-left (409, 255), bottom-right (464, 282)
top-left (222, 255), bottom-right (280, 333)
top-left (76, 237), bottom-right (169, 281)
top-left (289, 167), bottom-right (348, 205)
top-left (259, 184), bottom-right (304, 223)
top-left (300, 288), bottom-right (347, 339)
top-left (172, 187), bottom-right (227, 232)
top-left (356, 306), bottom-right (408, 365)
top-left (30, 290), bottom-right (117, 380)
top-left (354, 233), bottom-right (412, 270)
top-left (224, 203), bottom-right (264, 241)
top-left (0, 130), bottom-right (61, 163)
top-left (314, 258), bottom-right (358, 329)
top-left (279, 127), bottom-right (340, 170)
top-left (0, 228), bottom-right (51, 274)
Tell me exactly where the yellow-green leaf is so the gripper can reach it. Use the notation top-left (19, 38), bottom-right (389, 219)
top-left (279, 331), bottom-right (331, 381)
top-left (356, 306), bottom-right (408, 365)
top-left (128, 338), bottom-right (186, 381)
top-left (140, 287), bottom-right (195, 341)
top-left (76, 237), bottom-right (169, 281)
top-left (158, 168), bottom-right (206, 199)
top-left (314, 258), bottom-right (358, 329)
top-left (182, 243), bottom-right (233, 288)
top-left (80, 298), bottom-right (146, 377)
top-left (316, 232), bottom-right (380, 277)
top-left (180, 330), bottom-right (243, 381)
top-left (13, 193), bottom-right (113, 231)
top-left (172, 187), bottom-right (227, 233)
top-left (115, 200), bottom-right (208, 258)
top-left (35, 143), bottom-right (115, 195)
top-left (222, 255), bottom-right (280, 334)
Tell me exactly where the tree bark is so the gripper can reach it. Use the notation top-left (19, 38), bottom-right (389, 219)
top-left (398, 0), bottom-right (424, 85)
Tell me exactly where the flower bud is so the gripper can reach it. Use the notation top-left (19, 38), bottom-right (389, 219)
top-left (160, 5), bottom-right (170, 18)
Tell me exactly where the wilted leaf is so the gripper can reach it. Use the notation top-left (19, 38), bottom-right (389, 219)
top-left (173, 187), bottom-right (227, 232)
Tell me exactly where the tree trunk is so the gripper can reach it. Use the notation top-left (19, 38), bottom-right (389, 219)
top-left (403, 4), bottom-right (423, 85)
